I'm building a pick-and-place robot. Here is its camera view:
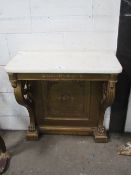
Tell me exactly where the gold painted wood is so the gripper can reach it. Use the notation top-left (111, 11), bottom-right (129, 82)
top-left (15, 73), bottom-right (118, 81)
top-left (94, 80), bottom-right (116, 142)
top-left (9, 73), bottom-right (117, 143)
top-left (10, 78), bottom-right (39, 140)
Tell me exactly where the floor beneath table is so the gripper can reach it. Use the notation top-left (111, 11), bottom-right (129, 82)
top-left (1, 131), bottom-right (131, 175)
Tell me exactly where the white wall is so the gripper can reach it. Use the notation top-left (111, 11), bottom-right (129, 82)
top-left (0, 0), bottom-right (121, 130)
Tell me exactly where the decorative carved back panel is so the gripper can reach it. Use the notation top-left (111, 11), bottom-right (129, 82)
top-left (32, 81), bottom-right (102, 127)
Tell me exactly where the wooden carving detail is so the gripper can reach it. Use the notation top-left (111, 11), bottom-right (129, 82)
top-left (8, 73), bottom-right (17, 88)
top-left (102, 81), bottom-right (116, 108)
top-left (9, 74), bottom-right (38, 140)
top-left (97, 126), bottom-right (106, 135)
top-left (57, 94), bottom-right (74, 102)
top-left (44, 81), bottom-right (90, 118)
top-left (34, 81), bottom-right (101, 130)
top-left (94, 81), bottom-right (116, 143)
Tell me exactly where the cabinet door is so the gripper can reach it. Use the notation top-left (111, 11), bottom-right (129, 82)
top-left (33, 81), bottom-right (102, 127)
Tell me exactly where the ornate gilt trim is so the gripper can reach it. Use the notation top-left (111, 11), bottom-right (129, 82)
top-left (96, 126), bottom-right (106, 136)
top-left (94, 126), bottom-right (108, 143)
top-left (94, 80), bottom-right (116, 142)
top-left (9, 75), bottom-right (38, 140)
top-left (17, 73), bottom-right (118, 81)
top-left (8, 73), bottom-right (17, 88)
top-left (102, 81), bottom-right (116, 108)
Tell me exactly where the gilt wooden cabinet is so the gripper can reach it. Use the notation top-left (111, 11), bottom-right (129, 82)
top-left (5, 51), bottom-right (122, 142)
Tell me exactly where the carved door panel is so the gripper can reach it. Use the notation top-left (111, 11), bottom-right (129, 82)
top-left (32, 81), bottom-right (102, 127)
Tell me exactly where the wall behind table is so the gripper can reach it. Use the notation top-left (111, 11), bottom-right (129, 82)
top-left (0, 0), bottom-right (120, 130)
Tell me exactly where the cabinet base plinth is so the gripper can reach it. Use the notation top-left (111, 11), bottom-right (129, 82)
top-left (94, 128), bottom-right (108, 143)
top-left (26, 130), bottom-right (39, 141)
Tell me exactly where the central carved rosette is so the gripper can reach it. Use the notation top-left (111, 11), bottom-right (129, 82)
top-left (57, 93), bottom-right (74, 102)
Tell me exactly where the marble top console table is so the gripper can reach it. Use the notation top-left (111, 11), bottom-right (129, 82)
top-left (5, 51), bottom-right (122, 142)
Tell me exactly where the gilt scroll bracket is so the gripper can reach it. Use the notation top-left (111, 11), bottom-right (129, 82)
top-left (94, 80), bottom-right (116, 142)
top-left (101, 81), bottom-right (116, 108)
top-left (9, 74), bottom-right (38, 140)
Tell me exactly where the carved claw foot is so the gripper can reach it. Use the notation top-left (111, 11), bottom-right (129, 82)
top-left (94, 126), bottom-right (108, 143)
top-left (26, 124), bottom-right (39, 141)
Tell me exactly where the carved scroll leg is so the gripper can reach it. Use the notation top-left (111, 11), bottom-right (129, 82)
top-left (26, 106), bottom-right (39, 141)
top-left (23, 82), bottom-right (39, 141)
top-left (94, 81), bottom-right (116, 143)
top-left (11, 78), bottom-right (39, 141)
top-left (94, 108), bottom-right (108, 143)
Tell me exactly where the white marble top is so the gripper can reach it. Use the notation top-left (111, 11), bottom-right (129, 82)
top-left (5, 51), bottom-right (122, 74)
